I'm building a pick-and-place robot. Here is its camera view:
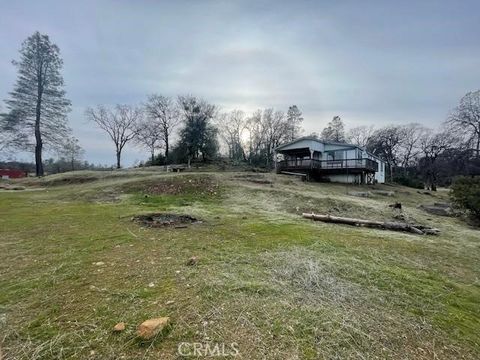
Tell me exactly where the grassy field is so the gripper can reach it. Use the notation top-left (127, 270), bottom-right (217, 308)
top-left (1, 169), bottom-right (479, 359)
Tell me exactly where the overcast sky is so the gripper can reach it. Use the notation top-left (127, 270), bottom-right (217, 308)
top-left (1, 0), bottom-right (479, 166)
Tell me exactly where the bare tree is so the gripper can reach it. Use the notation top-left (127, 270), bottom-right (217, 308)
top-left (447, 90), bottom-right (480, 156)
top-left (419, 130), bottom-right (458, 190)
top-left (135, 119), bottom-right (163, 164)
top-left (398, 123), bottom-right (425, 169)
top-left (145, 95), bottom-right (180, 159)
top-left (367, 125), bottom-right (405, 182)
top-left (263, 109), bottom-right (288, 167)
top-left (60, 136), bottom-right (84, 171)
top-left (243, 109), bottom-right (289, 167)
top-left (217, 110), bottom-right (246, 162)
top-left (244, 110), bottom-right (266, 164)
top-left (86, 104), bottom-right (142, 168)
top-left (346, 125), bottom-right (375, 147)
top-left (1, 32), bottom-right (71, 176)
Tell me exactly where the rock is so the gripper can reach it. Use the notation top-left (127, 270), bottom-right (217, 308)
top-left (94, 262), bottom-right (105, 266)
top-left (186, 256), bottom-right (199, 266)
top-left (148, 282), bottom-right (155, 288)
top-left (113, 322), bottom-right (125, 332)
top-left (419, 204), bottom-right (452, 216)
top-left (137, 317), bottom-right (170, 340)
top-left (165, 300), bottom-right (175, 306)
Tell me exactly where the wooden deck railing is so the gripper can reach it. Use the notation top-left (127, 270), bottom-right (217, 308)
top-left (277, 158), bottom-right (378, 172)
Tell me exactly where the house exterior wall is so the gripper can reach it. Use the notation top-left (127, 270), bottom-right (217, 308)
top-left (275, 137), bottom-right (386, 184)
top-left (375, 161), bottom-right (385, 183)
top-left (326, 174), bottom-right (361, 183)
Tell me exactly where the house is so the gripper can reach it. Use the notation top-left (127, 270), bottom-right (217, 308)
top-left (0, 169), bottom-right (28, 179)
top-left (274, 137), bottom-right (385, 184)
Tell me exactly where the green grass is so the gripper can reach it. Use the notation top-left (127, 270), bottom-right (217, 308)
top-left (0, 170), bottom-right (479, 359)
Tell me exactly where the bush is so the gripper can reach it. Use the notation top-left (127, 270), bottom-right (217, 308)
top-left (450, 176), bottom-right (480, 220)
top-left (394, 175), bottom-right (424, 189)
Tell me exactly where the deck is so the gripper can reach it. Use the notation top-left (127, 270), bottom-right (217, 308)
top-left (276, 158), bottom-right (378, 173)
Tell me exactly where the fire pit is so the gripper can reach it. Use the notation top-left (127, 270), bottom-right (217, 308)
top-left (132, 213), bottom-right (199, 228)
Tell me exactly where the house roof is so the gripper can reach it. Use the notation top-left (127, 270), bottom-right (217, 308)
top-left (275, 136), bottom-right (356, 151)
top-left (275, 137), bottom-right (384, 162)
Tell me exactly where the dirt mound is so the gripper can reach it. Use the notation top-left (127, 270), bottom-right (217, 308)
top-left (22, 174), bottom-right (100, 187)
top-left (133, 213), bottom-right (199, 228)
top-left (144, 177), bottom-right (219, 196)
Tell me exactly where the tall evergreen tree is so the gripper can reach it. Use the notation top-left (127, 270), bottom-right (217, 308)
top-left (286, 105), bottom-right (304, 141)
top-left (321, 116), bottom-right (346, 142)
top-left (177, 96), bottom-right (218, 165)
top-left (2, 32), bottom-right (71, 176)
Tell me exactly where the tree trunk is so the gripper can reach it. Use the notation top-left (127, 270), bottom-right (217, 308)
top-left (35, 103), bottom-right (43, 177)
top-left (151, 150), bottom-right (155, 165)
top-left (302, 213), bottom-right (439, 235)
top-left (476, 136), bottom-right (480, 158)
top-left (164, 134), bottom-right (169, 159)
top-left (35, 77), bottom-right (44, 177)
top-left (116, 150), bottom-right (121, 169)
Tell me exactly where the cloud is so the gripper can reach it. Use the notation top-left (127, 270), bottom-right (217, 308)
top-left (1, 0), bottom-right (479, 164)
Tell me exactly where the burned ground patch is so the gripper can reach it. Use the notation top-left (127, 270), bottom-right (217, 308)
top-left (132, 213), bottom-right (200, 228)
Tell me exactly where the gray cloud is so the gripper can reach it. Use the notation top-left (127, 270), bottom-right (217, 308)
top-left (1, 0), bottom-right (479, 165)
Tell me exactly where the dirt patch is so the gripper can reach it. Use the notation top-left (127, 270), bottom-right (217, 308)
top-left (132, 213), bottom-right (200, 228)
top-left (143, 176), bottom-right (220, 196)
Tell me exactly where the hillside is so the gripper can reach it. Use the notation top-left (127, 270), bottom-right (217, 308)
top-left (1, 169), bottom-right (479, 359)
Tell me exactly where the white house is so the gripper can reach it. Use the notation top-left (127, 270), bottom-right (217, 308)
top-left (274, 137), bottom-right (386, 184)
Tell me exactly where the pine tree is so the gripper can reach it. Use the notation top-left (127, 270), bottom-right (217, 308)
top-left (321, 116), bottom-right (346, 142)
top-left (2, 32), bottom-right (71, 176)
top-left (286, 105), bottom-right (304, 141)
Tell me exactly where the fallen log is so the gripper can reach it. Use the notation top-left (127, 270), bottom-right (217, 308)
top-left (302, 213), bottom-right (439, 235)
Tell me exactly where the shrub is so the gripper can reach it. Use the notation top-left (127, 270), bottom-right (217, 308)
top-left (394, 175), bottom-right (424, 189)
top-left (450, 176), bottom-right (480, 220)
